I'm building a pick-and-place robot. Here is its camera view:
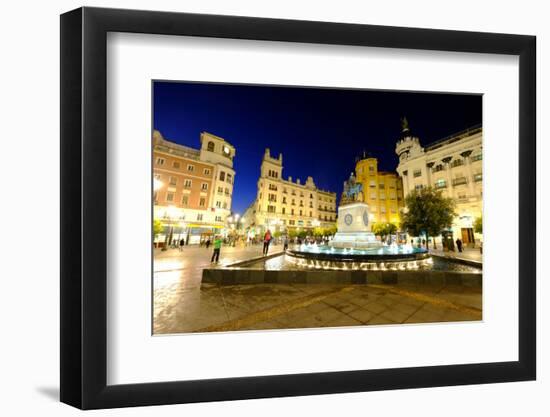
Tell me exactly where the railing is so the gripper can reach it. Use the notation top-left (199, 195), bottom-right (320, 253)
top-left (452, 177), bottom-right (468, 186)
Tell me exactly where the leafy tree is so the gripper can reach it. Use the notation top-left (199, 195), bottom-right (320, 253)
top-left (288, 229), bottom-right (298, 239)
top-left (371, 222), bottom-right (398, 242)
top-left (401, 187), bottom-right (456, 249)
top-left (324, 225), bottom-right (337, 236)
top-left (153, 218), bottom-right (164, 238)
top-left (474, 216), bottom-right (483, 234)
top-left (273, 231), bottom-right (282, 238)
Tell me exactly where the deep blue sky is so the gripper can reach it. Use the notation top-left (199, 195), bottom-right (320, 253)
top-left (153, 81), bottom-right (482, 214)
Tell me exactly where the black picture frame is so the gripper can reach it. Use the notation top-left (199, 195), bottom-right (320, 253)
top-left (60, 6), bottom-right (536, 410)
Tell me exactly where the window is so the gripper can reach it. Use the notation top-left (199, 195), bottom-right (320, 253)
top-left (451, 159), bottom-right (464, 168)
top-left (199, 197), bottom-right (206, 207)
top-left (169, 176), bottom-right (177, 185)
top-left (378, 184), bottom-right (385, 189)
top-left (197, 214), bottom-right (203, 221)
top-left (310, 193), bottom-right (313, 198)
top-left (379, 193), bottom-right (386, 200)
top-left (219, 171), bottom-right (225, 181)
top-left (370, 193), bottom-right (377, 200)
top-left (156, 157), bottom-right (165, 166)
top-left (474, 173), bottom-right (483, 182)
top-left (415, 184), bottom-right (424, 191)
top-left (413, 169), bottom-right (422, 178)
top-left (225, 188), bottom-right (230, 195)
top-left (207, 141), bottom-right (215, 151)
top-left (204, 168), bottom-right (211, 176)
top-left (166, 192), bottom-right (174, 202)
top-left (435, 178), bottom-right (447, 189)
top-left (471, 153), bottom-right (482, 162)
top-left (452, 177), bottom-right (468, 186)
top-left (172, 161), bottom-right (180, 169)
top-left (432, 164), bottom-right (444, 173)
top-left (369, 165), bottom-right (375, 172)
top-left (300, 201), bottom-right (304, 207)
top-left (154, 174), bottom-right (161, 180)
top-left (289, 220), bottom-right (295, 226)
top-left (282, 207), bottom-right (286, 214)
top-left (299, 210), bottom-right (303, 216)
top-left (181, 195), bottom-right (189, 205)
top-left (201, 183), bottom-right (208, 191)
top-left (226, 174), bottom-right (233, 184)
top-left (184, 179), bottom-right (192, 188)
top-left (309, 211), bottom-right (312, 217)
top-left (268, 194), bottom-right (277, 202)
top-left (267, 205), bottom-right (276, 213)
top-left (215, 216), bottom-right (222, 222)
top-left (282, 197), bottom-right (287, 204)
top-left (216, 201), bottom-right (222, 208)
top-left (291, 209), bottom-right (295, 215)
top-left (370, 180), bottom-right (376, 188)
top-left (380, 206), bottom-right (386, 213)
top-left (223, 202), bottom-right (227, 209)
top-left (187, 164), bottom-right (195, 172)
top-left (269, 184), bottom-right (278, 191)
top-left (291, 199), bottom-right (295, 205)
top-left (217, 186), bottom-right (223, 194)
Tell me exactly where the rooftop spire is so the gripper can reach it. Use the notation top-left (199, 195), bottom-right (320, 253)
top-left (400, 116), bottom-right (413, 139)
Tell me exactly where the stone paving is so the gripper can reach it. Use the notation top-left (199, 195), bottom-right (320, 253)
top-left (153, 245), bottom-right (482, 335)
top-left (429, 247), bottom-right (483, 264)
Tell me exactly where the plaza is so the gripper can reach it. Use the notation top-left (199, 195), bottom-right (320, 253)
top-left (153, 245), bottom-right (481, 334)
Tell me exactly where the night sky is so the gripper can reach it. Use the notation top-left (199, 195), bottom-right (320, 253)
top-left (153, 81), bottom-right (482, 215)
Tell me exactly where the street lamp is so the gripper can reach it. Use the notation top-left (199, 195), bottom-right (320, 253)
top-left (153, 178), bottom-right (163, 204)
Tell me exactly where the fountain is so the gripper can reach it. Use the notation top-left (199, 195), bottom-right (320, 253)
top-left (286, 172), bottom-right (430, 270)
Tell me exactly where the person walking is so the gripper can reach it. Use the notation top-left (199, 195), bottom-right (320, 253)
top-left (178, 238), bottom-right (184, 251)
top-left (263, 229), bottom-right (272, 256)
top-left (205, 238), bottom-right (211, 249)
top-left (456, 238), bottom-right (463, 253)
top-left (283, 235), bottom-right (289, 251)
top-left (211, 235), bottom-right (222, 263)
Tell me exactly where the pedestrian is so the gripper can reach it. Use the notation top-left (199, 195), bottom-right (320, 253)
top-left (263, 229), bottom-right (272, 256)
top-left (456, 238), bottom-right (463, 253)
top-left (211, 235), bottom-right (222, 263)
top-left (179, 238), bottom-right (184, 251)
top-left (205, 238), bottom-right (211, 249)
top-left (283, 235), bottom-right (289, 251)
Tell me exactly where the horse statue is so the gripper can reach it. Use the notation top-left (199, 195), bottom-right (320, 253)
top-left (341, 172), bottom-right (363, 204)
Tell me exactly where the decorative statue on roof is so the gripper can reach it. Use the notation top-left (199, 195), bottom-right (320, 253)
top-left (341, 172), bottom-right (364, 205)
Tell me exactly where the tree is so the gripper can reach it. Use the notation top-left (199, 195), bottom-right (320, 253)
top-left (371, 222), bottom-right (398, 242)
top-left (401, 187), bottom-right (456, 249)
top-left (153, 218), bottom-right (164, 239)
top-left (474, 216), bottom-right (483, 234)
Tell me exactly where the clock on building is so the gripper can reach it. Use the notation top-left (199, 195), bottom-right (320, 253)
top-left (344, 214), bottom-right (353, 226)
top-left (223, 145), bottom-right (230, 155)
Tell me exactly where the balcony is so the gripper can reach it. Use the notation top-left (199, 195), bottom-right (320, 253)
top-left (452, 177), bottom-right (468, 186)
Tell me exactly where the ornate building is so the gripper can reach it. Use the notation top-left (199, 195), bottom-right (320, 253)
top-left (395, 119), bottom-right (483, 245)
top-left (354, 153), bottom-right (404, 226)
top-left (242, 148), bottom-right (337, 236)
top-left (153, 130), bottom-right (236, 245)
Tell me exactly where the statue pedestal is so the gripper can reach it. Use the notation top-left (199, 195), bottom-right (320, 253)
top-left (330, 202), bottom-right (382, 249)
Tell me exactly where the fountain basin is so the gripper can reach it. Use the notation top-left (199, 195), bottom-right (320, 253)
top-left (287, 244), bottom-right (430, 263)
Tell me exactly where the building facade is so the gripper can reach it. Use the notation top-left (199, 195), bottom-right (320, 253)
top-left (242, 148), bottom-right (337, 236)
top-left (354, 155), bottom-right (404, 226)
top-left (153, 130), bottom-right (236, 245)
top-left (395, 121), bottom-right (483, 245)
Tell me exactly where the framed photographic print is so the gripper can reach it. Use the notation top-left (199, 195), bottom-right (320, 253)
top-left (60, 7), bottom-right (536, 409)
